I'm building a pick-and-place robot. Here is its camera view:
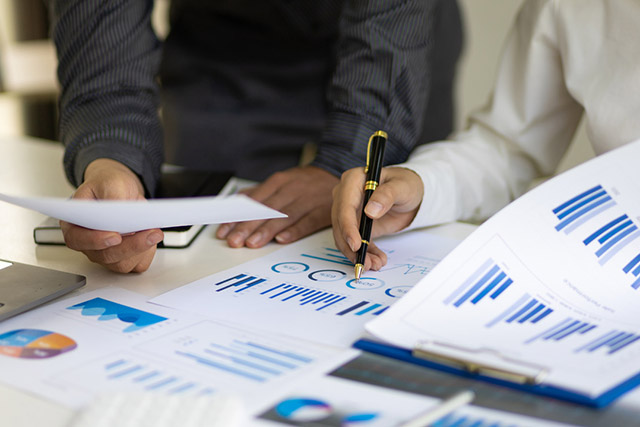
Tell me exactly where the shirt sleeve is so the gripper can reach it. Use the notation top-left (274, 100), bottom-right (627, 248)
top-left (399, 0), bottom-right (584, 229)
top-left (49, 0), bottom-right (164, 196)
top-left (312, 0), bottom-right (439, 177)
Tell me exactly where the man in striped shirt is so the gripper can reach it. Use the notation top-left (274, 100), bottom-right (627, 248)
top-left (49, 0), bottom-right (462, 272)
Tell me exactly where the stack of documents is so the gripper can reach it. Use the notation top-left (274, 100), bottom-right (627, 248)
top-left (358, 139), bottom-right (640, 407)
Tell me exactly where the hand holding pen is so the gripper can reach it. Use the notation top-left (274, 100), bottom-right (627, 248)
top-left (331, 134), bottom-right (426, 276)
top-left (354, 131), bottom-right (388, 280)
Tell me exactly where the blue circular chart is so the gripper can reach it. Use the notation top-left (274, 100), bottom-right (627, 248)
top-left (346, 277), bottom-right (385, 290)
top-left (275, 398), bottom-right (332, 421)
top-left (385, 286), bottom-right (411, 298)
top-left (271, 262), bottom-right (310, 274)
top-left (308, 269), bottom-right (347, 282)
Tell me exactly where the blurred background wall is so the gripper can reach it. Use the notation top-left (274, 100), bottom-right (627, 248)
top-left (0, 0), bottom-right (593, 174)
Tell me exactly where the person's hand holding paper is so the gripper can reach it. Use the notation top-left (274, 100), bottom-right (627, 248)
top-left (0, 160), bottom-right (286, 274)
top-left (61, 159), bottom-right (162, 273)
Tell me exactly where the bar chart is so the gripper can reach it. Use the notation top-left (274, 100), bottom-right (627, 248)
top-left (59, 352), bottom-right (215, 397)
top-left (486, 294), bottom-right (553, 328)
top-left (525, 317), bottom-right (597, 345)
top-left (552, 184), bottom-right (640, 291)
top-left (211, 271), bottom-right (389, 318)
top-left (443, 259), bottom-right (514, 308)
top-left (553, 185), bottom-right (616, 234)
top-left (575, 330), bottom-right (640, 355)
top-left (137, 321), bottom-right (329, 389)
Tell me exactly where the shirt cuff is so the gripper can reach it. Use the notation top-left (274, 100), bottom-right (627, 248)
top-left (68, 141), bottom-right (161, 197)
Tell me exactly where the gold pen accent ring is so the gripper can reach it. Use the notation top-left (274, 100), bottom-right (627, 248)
top-left (364, 181), bottom-right (378, 191)
top-left (361, 239), bottom-right (369, 245)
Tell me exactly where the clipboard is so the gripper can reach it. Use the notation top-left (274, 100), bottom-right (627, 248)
top-left (353, 338), bottom-right (640, 408)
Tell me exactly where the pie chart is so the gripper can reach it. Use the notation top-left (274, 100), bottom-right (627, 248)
top-left (275, 398), bottom-right (332, 421)
top-left (0, 329), bottom-right (77, 359)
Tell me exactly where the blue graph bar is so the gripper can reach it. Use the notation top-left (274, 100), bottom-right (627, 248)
top-left (597, 218), bottom-right (632, 244)
top-left (318, 296), bottom-right (346, 310)
top-left (105, 359), bottom-right (126, 370)
top-left (356, 303), bottom-right (381, 315)
top-left (505, 299), bottom-right (538, 323)
top-left (471, 272), bottom-right (506, 304)
top-left (584, 215), bottom-right (627, 245)
top-left (525, 317), bottom-right (573, 344)
top-left (204, 349), bottom-right (282, 375)
top-left (564, 200), bottom-right (617, 234)
top-left (443, 259), bottom-right (494, 305)
top-left (633, 277), bottom-right (640, 290)
top-left (176, 351), bottom-right (266, 382)
top-left (623, 253), bottom-right (640, 273)
top-left (556, 189), bottom-right (607, 220)
top-left (490, 278), bottom-right (513, 299)
top-left (108, 365), bottom-right (143, 379)
top-left (587, 331), bottom-right (627, 352)
top-left (133, 371), bottom-right (160, 382)
top-left (453, 265), bottom-right (500, 307)
top-left (146, 377), bottom-right (178, 390)
top-left (337, 301), bottom-right (368, 316)
top-left (553, 185), bottom-right (602, 214)
top-left (215, 274), bottom-right (266, 293)
top-left (610, 336), bottom-right (640, 354)
top-left (555, 194), bottom-right (613, 231)
top-left (596, 225), bottom-right (637, 258)
top-left (373, 306), bottom-right (389, 315)
top-left (531, 308), bottom-right (553, 323)
top-left (170, 383), bottom-right (196, 394)
top-left (517, 303), bottom-right (545, 323)
top-left (485, 294), bottom-right (530, 328)
top-left (242, 341), bottom-right (313, 363)
top-left (552, 322), bottom-right (590, 340)
top-left (545, 320), bottom-right (580, 340)
top-left (575, 330), bottom-right (618, 352)
top-left (599, 229), bottom-right (640, 265)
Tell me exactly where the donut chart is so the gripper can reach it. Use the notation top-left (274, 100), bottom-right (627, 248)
top-left (275, 398), bottom-right (332, 421)
top-left (0, 329), bottom-right (77, 359)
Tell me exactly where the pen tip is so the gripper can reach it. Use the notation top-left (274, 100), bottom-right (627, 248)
top-left (354, 264), bottom-right (364, 281)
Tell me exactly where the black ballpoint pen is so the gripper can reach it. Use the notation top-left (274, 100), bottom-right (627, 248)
top-left (355, 130), bottom-right (387, 281)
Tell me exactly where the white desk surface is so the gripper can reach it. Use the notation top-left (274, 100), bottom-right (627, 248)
top-left (0, 135), bottom-right (477, 427)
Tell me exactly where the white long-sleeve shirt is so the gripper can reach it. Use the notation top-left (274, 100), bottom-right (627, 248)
top-left (400, 0), bottom-right (640, 229)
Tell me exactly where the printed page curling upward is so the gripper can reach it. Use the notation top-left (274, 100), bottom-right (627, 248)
top-left (367, 140), bottom-right (640, 397)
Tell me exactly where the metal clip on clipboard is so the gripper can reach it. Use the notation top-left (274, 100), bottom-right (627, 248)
top-left (412, 340), bottom-right (549, 385)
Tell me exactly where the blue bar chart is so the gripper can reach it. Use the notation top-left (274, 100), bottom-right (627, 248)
top-left (259, 283), bottom-right (346, 311)
top-left (175, 338), bottom-right (314, 383)
top-left (553, 185), bottom-right (616, 234)
top-left (525, 317), bottom-right (597, 345)
top-left (214, 274), bottom-right (267, 293)
top-left (622, 251), bottom-right (640, 290)
top-left (211, 272), bottom-right (391, 318)
top-left (61, 354), bottom-right (216, 396)
top-left (575, 330), bottom-right (640, 355)
top-left (444, 259), bottom-right (514, 308)
top-left (336, 301), bottom-right (388, 316)
top-left (486, 294), bottom-right (553, 328)
top-left (582, 214), bottom-right (640, 266)
top-left (135, 321), bottom-right (324, 389)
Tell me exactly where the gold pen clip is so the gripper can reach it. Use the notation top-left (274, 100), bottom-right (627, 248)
top-left (365, 130), bottom-right (388, 173)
